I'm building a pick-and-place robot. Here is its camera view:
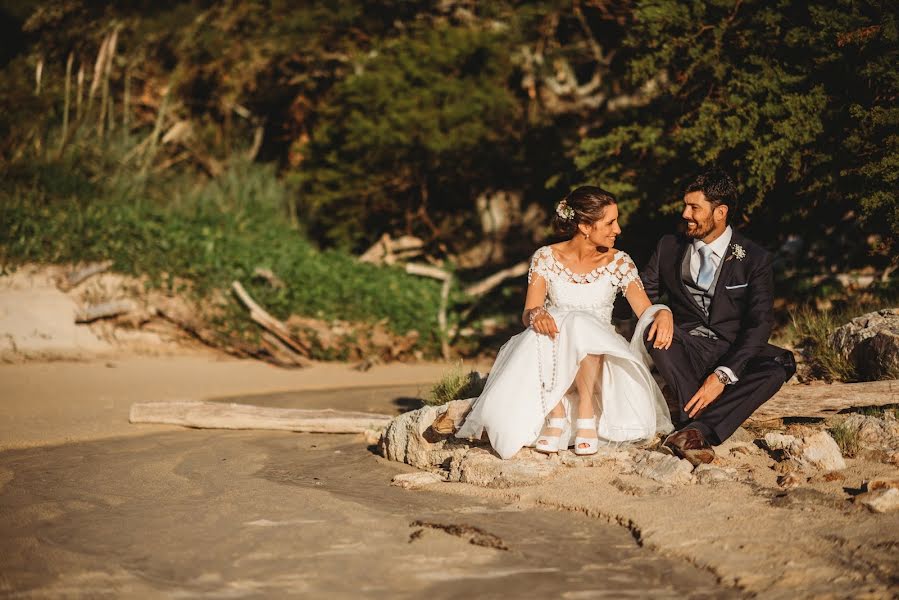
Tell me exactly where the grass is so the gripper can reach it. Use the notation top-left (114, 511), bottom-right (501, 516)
top-left (785, 306), bottom-right (858, 381)
top-left (828, 420), bottom-right (861, 458)
top-left (0, 143), bottom-right (444, 357)
top-left (783, 294), bottom-right (899, 382)
top-left (856, 406), bottom-right (899, 420)
top-left (425, 364), bottom-right (485, 406)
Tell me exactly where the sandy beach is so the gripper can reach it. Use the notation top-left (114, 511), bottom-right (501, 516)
top-left (0, 355), bottom-right (739, 598)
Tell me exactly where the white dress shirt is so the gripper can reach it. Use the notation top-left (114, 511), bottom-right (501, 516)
top-left (689, 226), bottom-right (739, 384)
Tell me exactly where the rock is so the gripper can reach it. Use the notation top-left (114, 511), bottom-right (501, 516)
top-left (430, 398), bottom-right (473, 435)
top-left (628, 450), bottom-right (694, 485)
top-left (727, 443), bottom-right (758, 457)
top-left (855, 488), bottom-right (899, 513)
top-left (694, 464), bottom-right (738, 485)
top-left (836, 413), bottom-right (899, 460)
top-left (391, 472), bottom-right (444, 489)
top-left (777, 472), bottom-right (804, 489)
top-left (828, 308), bottom-right (899, 380)
top-left (865, 478), bottom-right (899, 492)
top-left (763, 430), bottom-right (847, 471)
top-left (810, 471), bottom-right (845, 483)
top-left (728, 427), bottom-right (755, 443)
top-left (448, 449), bottom-right (559, 488)
top-left (379, 403), bottom-right (470, 470)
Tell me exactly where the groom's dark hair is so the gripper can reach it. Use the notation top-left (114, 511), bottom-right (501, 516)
top-left (686, 168), bottom-right (738, 221)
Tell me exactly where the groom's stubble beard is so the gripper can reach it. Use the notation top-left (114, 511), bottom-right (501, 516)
top-left (684, 214), bottom-right (715, 240)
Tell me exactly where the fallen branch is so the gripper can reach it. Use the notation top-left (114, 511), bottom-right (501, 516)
top-left (463, 260), bottom-right (529, 297)
top-left (231, 280), bottom-right (311, 358)
top-left (60, 260), bottom-right (113, 291)
top-left (260, 331), bottom-right (312, 368)
top-left (129, 401), bottom-right (392, 433)
top-left (748, 380), bottom-right (899, 424)
top-left (154, 302), bottom-right (256, 358)
top-left (75, 299), bottom-right (134, 323)
top-left (405, 263), bottom-right (453, 360)
top-left (359, 233), bottom-right (425, 265)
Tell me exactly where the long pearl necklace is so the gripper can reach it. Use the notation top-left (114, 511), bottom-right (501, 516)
top-left (535, 326), bottom-right (558, 416)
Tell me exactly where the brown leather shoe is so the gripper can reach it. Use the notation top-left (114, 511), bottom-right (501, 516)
top-left (663, 427), bottom-right (715, 466)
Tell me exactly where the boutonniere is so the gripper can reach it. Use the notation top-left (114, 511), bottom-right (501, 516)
top-left (730, 243), bottom-right (746, 261)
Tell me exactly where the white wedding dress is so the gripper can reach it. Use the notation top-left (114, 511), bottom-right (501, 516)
top-left (456, 246), bottom-right (673, 459)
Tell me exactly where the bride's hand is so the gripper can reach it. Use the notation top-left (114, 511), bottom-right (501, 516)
top-left (647, 309), bottom-right (673, 349)
top-left (529, 308), bottom-right (558, 339)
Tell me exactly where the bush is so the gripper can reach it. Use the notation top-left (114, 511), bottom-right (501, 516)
top-left (0, 157), bottom-right (444, 355)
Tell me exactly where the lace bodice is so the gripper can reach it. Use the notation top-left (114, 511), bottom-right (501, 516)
top-left (527, 246), bottom-right (642, 321)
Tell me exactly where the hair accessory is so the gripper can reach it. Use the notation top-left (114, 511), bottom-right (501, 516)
top-left (556, 200), bottom-right (575, 221)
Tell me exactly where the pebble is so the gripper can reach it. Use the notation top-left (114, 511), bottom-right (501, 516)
top-left (391, 472), bottom-right (444, 489)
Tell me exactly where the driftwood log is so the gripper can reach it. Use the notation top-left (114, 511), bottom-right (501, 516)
top-left (260, 332), bottom-right (312, 368)
top-left (405, 263), bottom-right (453, 360)
top-left (75, 299), bottom-right (134, 323)
top-left (129, 401), bottom-right (392, 433)
top-left (748, 380), bottom-right (899, 424)
top-left (231, 280), bottom-right (311, 360)
top-left (463, 261), bottom-right (530, 298)
top-left (60, 260), bottom-right (114, 292)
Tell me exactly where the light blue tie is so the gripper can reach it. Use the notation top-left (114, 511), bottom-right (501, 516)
top-left (696, 244), bottom-right (716, 290)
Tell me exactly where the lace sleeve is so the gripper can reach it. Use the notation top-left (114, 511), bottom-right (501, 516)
top-left (527, 247), bottom-right (551, 284)
top-left (611, 252), bottom-right (644, 295)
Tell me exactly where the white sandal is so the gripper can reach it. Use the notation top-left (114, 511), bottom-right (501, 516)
top-left (574, 417), bottom-right (599, 456)
top-left (535, 417), bottom-right (568, 454)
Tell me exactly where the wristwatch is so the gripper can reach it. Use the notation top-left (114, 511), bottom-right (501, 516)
top-left (713, 368), bottom-right (731, 385)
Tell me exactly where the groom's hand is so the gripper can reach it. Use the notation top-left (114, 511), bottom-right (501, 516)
top-left (685, 374), bottom-right (725, 418)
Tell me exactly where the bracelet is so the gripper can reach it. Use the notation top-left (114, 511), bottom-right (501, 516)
top-left (528, 308), bottom-right (547, 327)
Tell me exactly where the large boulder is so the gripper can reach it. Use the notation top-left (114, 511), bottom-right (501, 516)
top-left (764, 430), bottom-right (847, 471)
top-left (829, 308), bottom-right (899, 380)
top-left (379, 402), bottom-right (471, 470)
top-left (831, 412), bottom-right (899, 462)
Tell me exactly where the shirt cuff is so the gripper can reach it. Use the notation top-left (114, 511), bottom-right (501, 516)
top-left (715, 366), bottom-right (739, 384)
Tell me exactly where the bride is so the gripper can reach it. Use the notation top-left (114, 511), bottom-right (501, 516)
top-left (456, 186), bottom-right (675, 459)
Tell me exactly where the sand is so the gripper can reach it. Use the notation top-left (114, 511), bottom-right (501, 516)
top-left (0, 355), bottom-right (473, 450)
top-left (0, 357), bottom-right (736, 598)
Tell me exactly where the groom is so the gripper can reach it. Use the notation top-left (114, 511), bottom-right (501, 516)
top-left (641, 168), bottom-right (796, 465)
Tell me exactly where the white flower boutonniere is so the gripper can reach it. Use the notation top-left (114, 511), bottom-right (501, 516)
top-left (731, 243), bottom-right (746, 261)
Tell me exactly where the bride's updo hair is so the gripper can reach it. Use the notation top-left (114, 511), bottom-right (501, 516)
top-left (552, 186), bottom-right (617, 237)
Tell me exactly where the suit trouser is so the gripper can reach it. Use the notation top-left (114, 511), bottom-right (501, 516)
top-left (645, 327), bottom-right (787, 444)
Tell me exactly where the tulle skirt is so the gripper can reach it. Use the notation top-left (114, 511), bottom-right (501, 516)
top-left (456, 305), bottom-right (673, 459)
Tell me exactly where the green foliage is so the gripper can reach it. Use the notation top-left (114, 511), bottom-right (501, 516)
top-left (0, 155), bottom-right (443, 351)
top-left (296, 20), bottom-right (522, 248)
top-left (577, 0), bottom-right (899, 256)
